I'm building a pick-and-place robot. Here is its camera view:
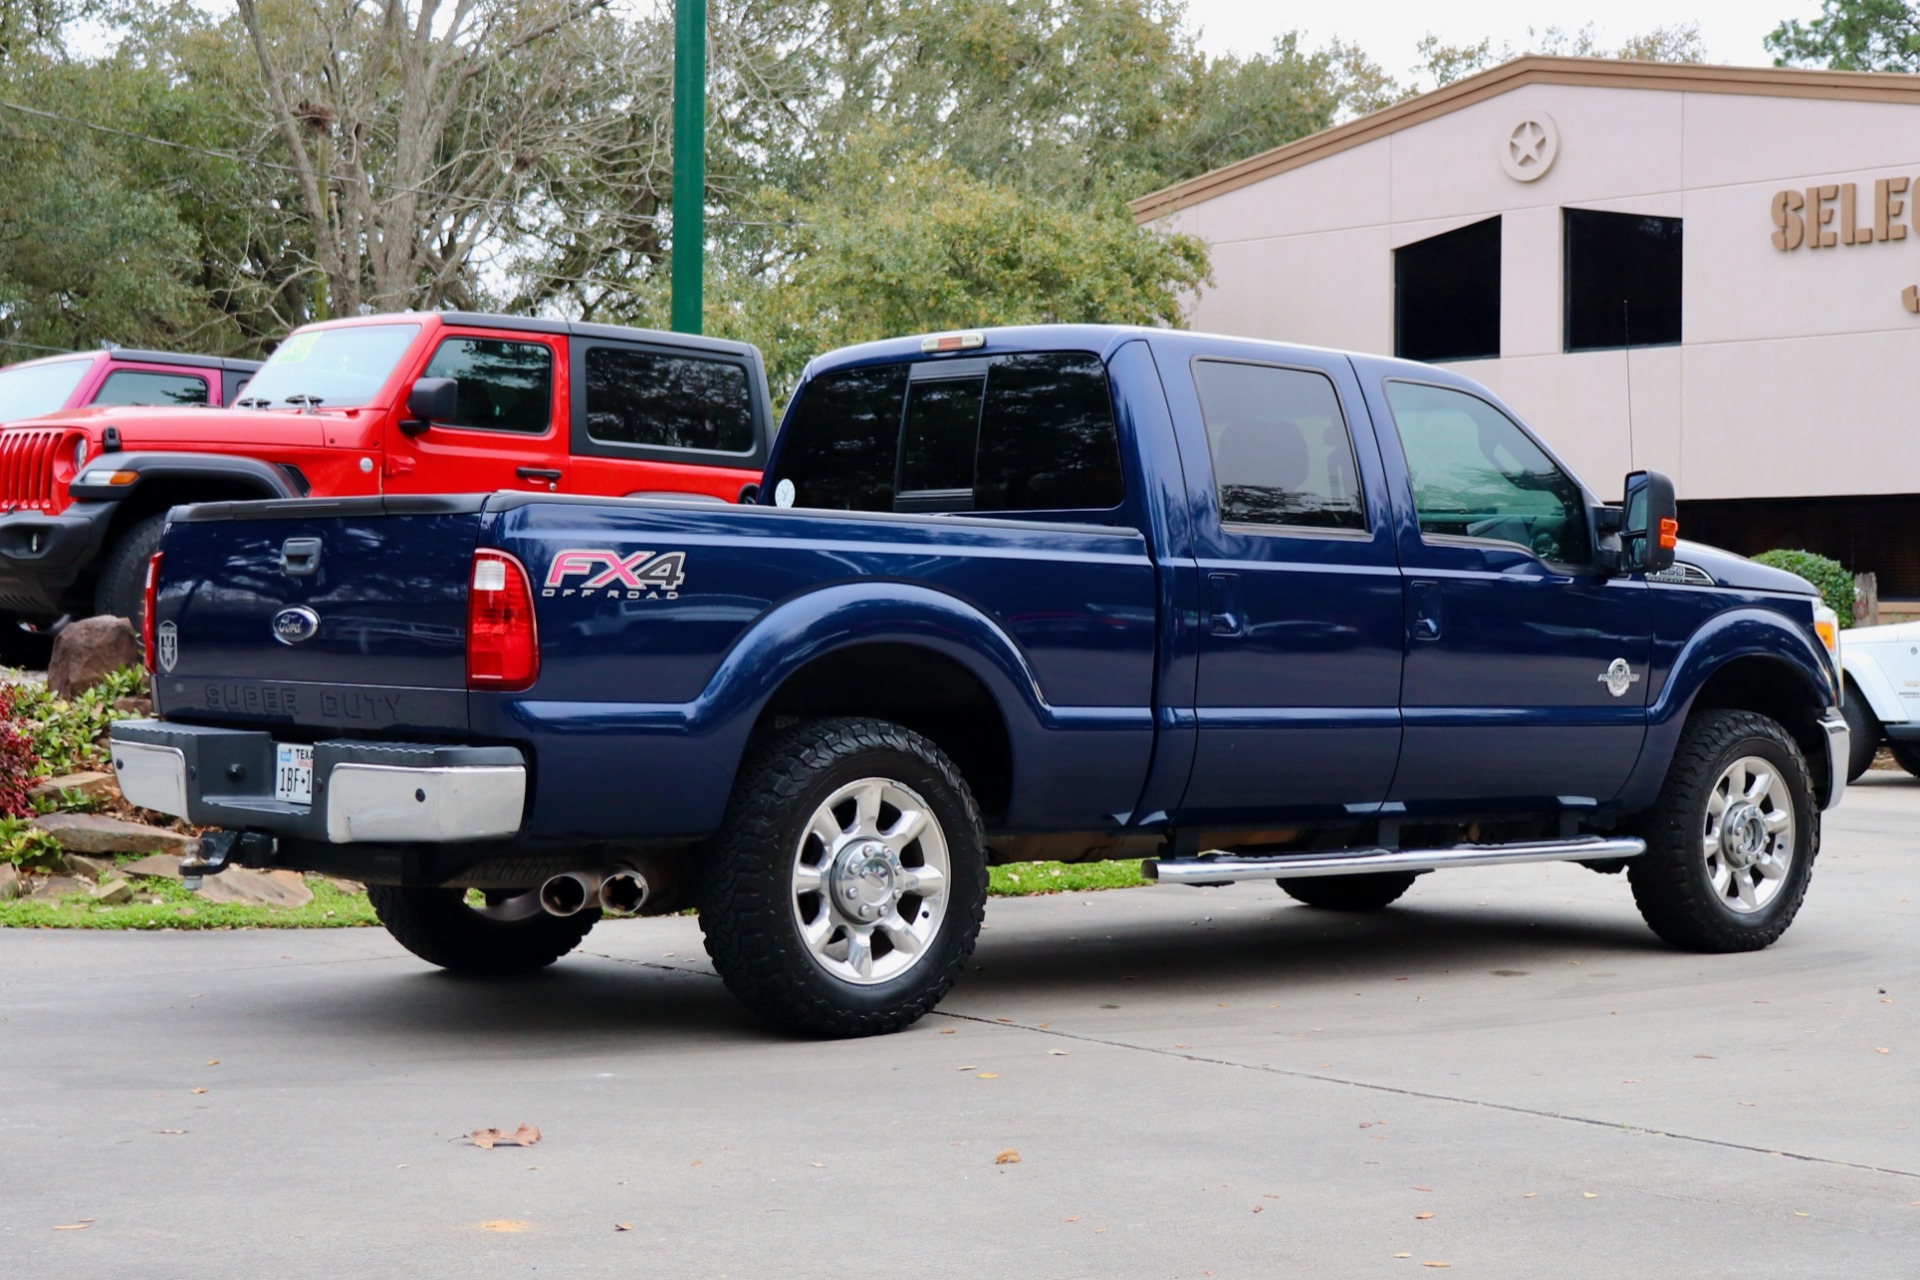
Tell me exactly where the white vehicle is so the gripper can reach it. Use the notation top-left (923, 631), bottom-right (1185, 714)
top-left (1838, 619), bottom-right (1920, 781)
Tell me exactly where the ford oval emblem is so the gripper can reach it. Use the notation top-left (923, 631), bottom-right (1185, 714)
top-left (272, 606), bottom-right (321, 646)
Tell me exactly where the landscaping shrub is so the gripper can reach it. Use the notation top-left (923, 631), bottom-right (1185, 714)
top-left (0, 687), bottom-right (33, 818)
top-left (1753, 550), bottom-right (1855, 628)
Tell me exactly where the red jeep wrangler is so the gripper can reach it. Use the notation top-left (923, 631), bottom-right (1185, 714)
top-left (0, 347), bottom-right (263, 424)
top-left (0, 313), bottom-right (770, 659)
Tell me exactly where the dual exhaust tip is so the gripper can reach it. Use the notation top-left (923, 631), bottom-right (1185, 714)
top-left (538, 867), bottom-right (648, 917)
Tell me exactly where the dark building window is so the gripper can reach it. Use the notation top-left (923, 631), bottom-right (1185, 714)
top-left (1563, 209), bottom-right (1682, 352)
top-left (1394, 216), bottom-right (1501, 363)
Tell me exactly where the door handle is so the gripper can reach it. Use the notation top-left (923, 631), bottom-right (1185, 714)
top-left (1207, 573), bottom-right (1244, 638)
top-left (515, 467), bottom-right (562, 483)
top-left (1409, 580), bottom-right (1442, 642)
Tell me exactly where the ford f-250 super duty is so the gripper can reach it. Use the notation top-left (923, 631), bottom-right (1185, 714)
top-left (111, 325), bottom-right (1848, 1037)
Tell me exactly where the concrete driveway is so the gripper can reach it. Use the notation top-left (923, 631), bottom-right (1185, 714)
top-left (4, 777), bottom-right (1917, 1277)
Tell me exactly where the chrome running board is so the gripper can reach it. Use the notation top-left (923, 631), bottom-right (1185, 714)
top-left (1142, 835), bottom-right (1646, 886)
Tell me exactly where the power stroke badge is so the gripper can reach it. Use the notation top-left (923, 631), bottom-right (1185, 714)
top-left (1598, 657), bottom-right (1642, 698)
top-left (542, 549), bottom-right (687, 599)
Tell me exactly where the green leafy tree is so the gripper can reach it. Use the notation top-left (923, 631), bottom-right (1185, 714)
top-left (1767, 0), bottom-right (1920, 72)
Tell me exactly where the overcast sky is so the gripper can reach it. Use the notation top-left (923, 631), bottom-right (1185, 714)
top-left (1179, 0), bottom-right (1821, 76)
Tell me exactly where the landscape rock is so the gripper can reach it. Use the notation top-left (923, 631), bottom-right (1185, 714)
top-left (46, 615), bottom-right (139, 699)
top-left (194, 867), bottom-right (313, 908)
top-left (26, 874), bottom-right (88, 901)
top-left (89, 878), bottom-right (134, 905)
top-left (26, 771), bottom-right (117, 801)
top-left (0, 863), bottom-right (19, 900)
top-left (32, 812), bottom-right (197, 856)
top-left (65, 853), bottom-right (116, 882)
top-left (119, 853), bottom-right (183, 879)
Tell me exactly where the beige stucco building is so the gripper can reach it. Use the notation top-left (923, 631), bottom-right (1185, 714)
top-left (1135, 57), bottom-right (1920, 600)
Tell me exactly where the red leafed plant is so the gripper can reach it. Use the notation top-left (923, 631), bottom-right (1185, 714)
top-left (0, 687), bottom-right (34, 818)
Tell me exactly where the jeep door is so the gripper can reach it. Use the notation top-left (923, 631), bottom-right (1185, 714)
top-left (382, 327), bottom-right (568, 495)
top-left (1167, 342), bottom-right (1406, 824)
top-left (1362, 369), bottom-right (1650, 811)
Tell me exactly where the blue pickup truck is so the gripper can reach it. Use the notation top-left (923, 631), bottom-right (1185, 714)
top-left (111, 325), bottom-right (1848, 1036)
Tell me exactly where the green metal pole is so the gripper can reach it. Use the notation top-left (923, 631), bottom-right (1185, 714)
top-left (670, 0), bottom-right (706, 335)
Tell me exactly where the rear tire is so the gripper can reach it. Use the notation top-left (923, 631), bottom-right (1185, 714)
top-left (698, 716), bottom-right (988, 1038)
top-left (1839, 680), bottom-right (1878, 783)
top-left (1627, 709), bottom-right (1816, 953)
top-left (1889, 742), bottom-right (1920, 779)
top-left (92, 513), bottom-right (167, 637)
top-left (1277, 872), bottom-right (1417, 911)
top-left (367, 885), bottom-right (598, 975)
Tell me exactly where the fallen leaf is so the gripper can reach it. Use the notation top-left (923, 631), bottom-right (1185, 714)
top-left (190, 1087), bottom-right (207, 1095)
top-left (996, 1018), bottom-right (1013, 1023)
top-left (1094, 1227), bottom-right (1107, 1233)
top-left (469, 1124), bottom-right (541, 1150)
top-left (1252, 1205), bottom-right (1262, 1213)
top-left (1692, 1053), bottom-right (1715, 1059)
top-left (1174, 1043), bottom-right (1191, 1049)
top-left (976, 1072), bottom-right (999, 1079)
top-left (995, 1149), bottom-right (1021, 1165)
top-left (1262, 1193), bottom-right (1280, 1199)
top-left (957, 1065), bottom-right (978, 1071)
top-left (479, 1220), bottom-right (528, 1232)
top-left (53, 1221), bottom-right (94, 1231)
top-left (1583, 1192), bottom-right (1598, 1199)
top-left (1047, 1049), bottom-right (1069, 1056)
top-left (1793, 1211), bottom-right (1810, 1217)
top-left (154, 1129), bottom-right (187, 1135)
top-left (614, 1223), bottom-right (632, 1232)
top-left (811, 1162), bottom-right (824, 1168)
top-left (1423, 1264), bottom-right (1450, 1270)
top-left (1064, 1216), bottom-right (1081, 1223)
top-left (1395, 1253), bottom-right (1413, 1259)
top-left (1877, 1047), bottom-right (1891, 1054)
top-left (1622, 1079), bottom-right (1642, 1084)
top-left (1414, 1212), bottom-right (1434, 1220)
top-left (1412, 1186), bottom-right (1432, 1192)
top-left (204, 1060), bottom-right (220, 1066)
top-left (1740, 1101), bottom-right (1756, 1107)
top-left (939, 1028), bottom-right (955, 1035)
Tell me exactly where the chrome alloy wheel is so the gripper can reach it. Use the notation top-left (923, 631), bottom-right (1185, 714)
top-left (791, 777), bottom-right (950, 985)
top-left (1703, 754), bottom-right (1796, 914)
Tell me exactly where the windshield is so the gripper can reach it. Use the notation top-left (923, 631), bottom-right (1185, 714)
top-left (236, 323), bottom-right (422, 410)
top-left (0, 356), bottom-right (91, 421)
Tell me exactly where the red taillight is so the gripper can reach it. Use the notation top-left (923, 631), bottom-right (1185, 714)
top-left (141, 551), bottom-right (162, 672)
top-left (467, 550), bottom-right (538, 691)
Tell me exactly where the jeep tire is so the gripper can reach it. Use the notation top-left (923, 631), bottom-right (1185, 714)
top-left (698, 716), bottom-right (988, 1038)
top-left (93, 513), bottom-right (167, 638)
top-left (1628, 709), bottom-right (1816, 952)
top-left (367, 885), bottom-right (598, 975)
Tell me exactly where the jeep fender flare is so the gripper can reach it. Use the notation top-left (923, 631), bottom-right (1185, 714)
top-left (1619, 607), bottom-right (1837, 810)
top-left (69, 452), bottom-right (305, 507)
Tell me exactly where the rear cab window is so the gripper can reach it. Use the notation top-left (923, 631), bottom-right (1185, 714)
top-left (568, 340), bottom-right (763, 467)
top-left (1191, 359), bottom-right (1366, 532)
top-left (770, 352), bottom-right (1124, 516)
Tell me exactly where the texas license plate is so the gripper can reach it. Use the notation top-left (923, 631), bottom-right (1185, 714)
top-left (274, 744), bottom-right (313, 804)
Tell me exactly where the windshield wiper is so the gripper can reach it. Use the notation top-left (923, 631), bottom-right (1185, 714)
top-left (283, 394), bottom-right (326, 413)
top-left (234, 396), bottom-right (268, 409)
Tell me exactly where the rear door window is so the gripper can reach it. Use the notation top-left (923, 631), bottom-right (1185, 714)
top-left (1191, 360), bottom-right (1365, 531)
top-left (421, 337), bottom-right (553, 434)
top-left (770, 352), bottom-right (1123, 515)
top-left (93, 369), bottom-right (210, 408)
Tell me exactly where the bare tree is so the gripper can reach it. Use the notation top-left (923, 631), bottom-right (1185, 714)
top-left (234, 0), bottom-right (647, 316)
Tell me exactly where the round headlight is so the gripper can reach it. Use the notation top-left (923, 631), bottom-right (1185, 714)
top-left (72, 438), bottom-right (87, 472)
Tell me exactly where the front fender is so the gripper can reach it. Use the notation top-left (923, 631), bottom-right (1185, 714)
top-left (489, 581), bottom-right (1153, 840)
top-left (71, 452), bottom-right (303, 505)
top-left (1841, 644), bottom-right (1908, 727)
top-left (1620, 607), bottom-right (1837, 810)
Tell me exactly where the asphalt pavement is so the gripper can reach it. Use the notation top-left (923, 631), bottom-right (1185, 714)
top-left (4, 776), bottom-right (1919, 1277)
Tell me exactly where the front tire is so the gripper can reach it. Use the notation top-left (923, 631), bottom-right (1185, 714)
top-left (1278, 872), bottom-right (1416, 911)
top-left (1627, 709), bottom-right (1816, 953)
top-left (92, 513), bottom-right (167, 635)
top-left (1889, 742), bottom-right (1920, 779)
top-left (1839, 680), bottom-right (1879, 783)
top-left (698, 717), bottom-right (988, 1038)
top-left (367, 885), bottom-right (598, 975)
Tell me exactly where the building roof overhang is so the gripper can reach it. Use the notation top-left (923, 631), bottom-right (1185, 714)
top-left (1131, 55), bottom-right (1920, 224)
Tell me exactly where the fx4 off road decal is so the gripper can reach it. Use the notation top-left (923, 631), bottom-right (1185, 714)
top-left (543, 549), bottom-right (687, 600)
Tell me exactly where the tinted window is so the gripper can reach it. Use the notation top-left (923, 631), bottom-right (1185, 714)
top-left (1564, 209), bottom-right (1682, 352)
top-left (93, 370), bottom-right (209, 408)
top-left (1395, 216), bottom-right (1501, 363)
top-left (1385, 381), bottom-right (1591, 565)
top-left (773, 364), bottom-right (908, 511)
top-left (772, 353), bottom-right (1125, 515)
top-left (584, 346), bottom-right (754, 452)
top-left (422, 338), bottom-right (552, 433)
top-left (242, 322), bottom-right (420, 409)
top-left (975, 353), bottom-right (1124, 510)
top-left (898, 377), bottom-right (983, 495)
top-left (1193, 361), bottom-right (1364, 530)
top-left (0, 356), bottom-right (91, 420)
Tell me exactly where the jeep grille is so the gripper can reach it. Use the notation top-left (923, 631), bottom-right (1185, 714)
top-left (0, 427), bottom-right (73, 512)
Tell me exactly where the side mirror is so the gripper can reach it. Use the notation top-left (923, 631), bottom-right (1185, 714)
top-left (401, 377), bottom-right (459, 437)
top-left (1621, 469), bottom-right (1678, 574)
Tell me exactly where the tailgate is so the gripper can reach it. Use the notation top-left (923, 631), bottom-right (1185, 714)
top-left (150, 495), bottom-right (484, 733)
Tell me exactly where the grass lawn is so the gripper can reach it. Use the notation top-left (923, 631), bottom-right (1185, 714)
top-left (0, 859), bottom-right (1151, 929)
